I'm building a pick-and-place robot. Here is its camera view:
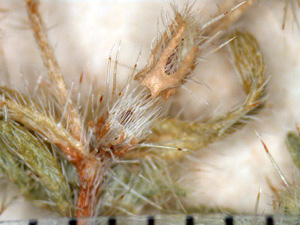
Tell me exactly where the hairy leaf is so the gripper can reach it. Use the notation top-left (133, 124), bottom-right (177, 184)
top-left (0, 120), bottom-right (72, 216)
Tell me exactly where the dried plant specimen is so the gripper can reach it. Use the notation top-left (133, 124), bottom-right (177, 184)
top-left (150, 31), bottom-right (266, 157)
top-left (0, 0), bottom-right (281, 220)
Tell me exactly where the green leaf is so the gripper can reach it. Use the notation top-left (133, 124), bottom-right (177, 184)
top-left (0, 120), bottom-right (72, 216)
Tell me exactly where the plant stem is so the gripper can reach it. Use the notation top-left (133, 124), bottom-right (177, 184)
top-left (25, 0), bottom-right (83, 141)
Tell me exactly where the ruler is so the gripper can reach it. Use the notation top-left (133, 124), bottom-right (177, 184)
top-left (0, 214), bottom-right (298, 225)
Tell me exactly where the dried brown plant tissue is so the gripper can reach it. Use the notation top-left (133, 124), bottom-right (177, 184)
top-left (0, 0), bottom-right (299, 220)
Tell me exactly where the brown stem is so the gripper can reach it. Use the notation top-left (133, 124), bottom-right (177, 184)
top-left (0, 92), bottom-right (86, 160)
top-left (24, 1), bottom-right (106, 217)
top-left (25, 0), bottom-right (83, 141)
top-left (76, 158), bottom-right (105, 218)
top-left (0, 89), bottom-right (102, 217)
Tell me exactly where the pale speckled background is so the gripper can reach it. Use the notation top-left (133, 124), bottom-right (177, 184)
top-left (0, 0), bottom-right (299, 220)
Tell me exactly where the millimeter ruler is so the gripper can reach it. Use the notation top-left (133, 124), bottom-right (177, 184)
top-left (0, 214), bottom-right (299, 225)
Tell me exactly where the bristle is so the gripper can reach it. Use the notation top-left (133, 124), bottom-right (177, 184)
top-left (256, 131), bottom-right (292, 193)
top-left (201, 1), bottom-right (246, 30)
top-left (254, 187), bottom-right (261, 214)
top-left (105, 44), bottom-right (115, 110)
top-left (204, 36), bottom-right (235, 57)
top-left (95, 84), bottom-right (164, 153)
top-left (181, 85), bottom-right (209, 106)
top-left (59, 82), bottom-right (74, 127)
top-left (112, 42), bottom-right (121, 98)
top-left (93, 157), bottom-right (187, 216)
